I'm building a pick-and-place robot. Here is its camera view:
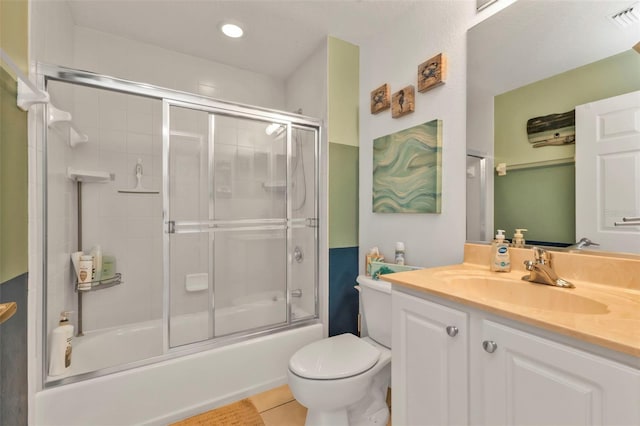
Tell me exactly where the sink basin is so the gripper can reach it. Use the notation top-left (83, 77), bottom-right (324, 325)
top-left (446, 275), bottom-right (609, 315)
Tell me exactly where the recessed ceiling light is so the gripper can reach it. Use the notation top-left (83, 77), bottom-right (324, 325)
top-left (221, 23), bottom-right (244, 38)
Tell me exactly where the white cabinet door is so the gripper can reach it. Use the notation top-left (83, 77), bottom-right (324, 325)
top-left (392, 290), bottom-right (469, 426)
top-left (575, 90), bottom-right (640, 253)
top-left (481, 320), bottom-right (640, 426)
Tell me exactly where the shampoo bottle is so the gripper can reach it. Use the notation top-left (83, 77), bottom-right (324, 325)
top-left (49, 311), bottom-right (74, 376)
top-left (90, 245), bottom-right (103, 284)
top-left (490, 230), bottom-right (511, 272)
top-left (512, 228), bottom-right (528, 248)
top-left (77, 255), bottom-right (93, 291)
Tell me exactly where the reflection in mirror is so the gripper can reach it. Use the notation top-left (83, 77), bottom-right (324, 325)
top-left (466, 0), bottom-right (640, 254)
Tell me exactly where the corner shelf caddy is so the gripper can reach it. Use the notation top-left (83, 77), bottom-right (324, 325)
top-left (68, 168), bottom-right (121, 336)
top-left (75, 273), bottom-right (122, 293)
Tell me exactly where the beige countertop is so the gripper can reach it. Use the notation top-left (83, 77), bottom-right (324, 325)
top-left (384, 244), bottom-right (640, 358)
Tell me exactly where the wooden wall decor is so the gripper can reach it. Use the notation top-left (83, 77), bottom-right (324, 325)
top-left (391, 85), bottom-right (415, 118)
top-left (370, 83), bottom-right (391, 114)
top-left (526, 110), bottom-right (575, 148)
top-left (418, 53), bottom-right (447, 92)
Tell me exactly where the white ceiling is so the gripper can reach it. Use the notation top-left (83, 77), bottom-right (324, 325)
top-left (66, 0), bottom-right (640, 84)
top-left (67, 0), bottom-right (420, 80)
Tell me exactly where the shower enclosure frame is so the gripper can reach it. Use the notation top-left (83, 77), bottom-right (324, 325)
top-left (37, 63), bottom-right (323, 388)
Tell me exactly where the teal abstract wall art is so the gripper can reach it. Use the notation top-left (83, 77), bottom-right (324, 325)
top-left (372, 120), bottom-right (442, 213)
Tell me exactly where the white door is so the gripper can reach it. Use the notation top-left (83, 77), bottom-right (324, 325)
top-left (481, 320), bottom-right (640, 426)
top-left (392, 291), bottom-right (468, 426)
top-left (575, 90), bottom-right (640, 253)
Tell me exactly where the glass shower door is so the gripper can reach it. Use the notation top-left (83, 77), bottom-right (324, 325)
top-left (290, 126), bottom-right (318, 322)
top-left (165, 102), bottom-right (213, 347)
top-left (165, 101), bottom-right (290, 348)
top-left (211, 115), bottom-right (288, 337)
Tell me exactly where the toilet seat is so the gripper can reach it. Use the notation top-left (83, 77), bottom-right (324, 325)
top-left (289, 333), bottom-right (380, 380)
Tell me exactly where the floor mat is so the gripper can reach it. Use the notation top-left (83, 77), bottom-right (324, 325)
top-left (171, 399), bottom-right (265, 426)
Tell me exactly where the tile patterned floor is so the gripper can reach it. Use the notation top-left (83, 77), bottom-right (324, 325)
top-left (249, 385), bottom-right (307, 425)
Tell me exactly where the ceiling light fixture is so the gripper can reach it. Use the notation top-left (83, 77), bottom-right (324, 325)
top-left (221, 23), bottom-right (244, 38)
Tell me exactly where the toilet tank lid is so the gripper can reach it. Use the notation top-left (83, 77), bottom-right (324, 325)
top-left (357, 275), bottom-right (391, 294)
top-left (289, 333), bottom-right (380, 379)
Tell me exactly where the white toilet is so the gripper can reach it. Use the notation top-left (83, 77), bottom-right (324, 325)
top-left (287, 275), bottom-right (392, 426)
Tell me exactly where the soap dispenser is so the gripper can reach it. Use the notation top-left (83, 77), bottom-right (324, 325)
top-left (395, 242), bottom-right (406, 265)
top-left (49, 311), bottom-right (74, 376)
top-left (512, 228), bottom-right (528, 248)
top-left (491, 230), bottom-right (511, 272)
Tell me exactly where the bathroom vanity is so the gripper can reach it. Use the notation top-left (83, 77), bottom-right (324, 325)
top-left (387, 244), bottom-right (640, 425)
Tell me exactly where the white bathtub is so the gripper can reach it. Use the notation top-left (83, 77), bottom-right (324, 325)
top-left (36, 297), bottom-right (322, 425)
top-left (61, 291), bottom-right (310, 376)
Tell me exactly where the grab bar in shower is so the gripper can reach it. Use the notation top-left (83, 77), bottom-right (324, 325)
top-left (167, 218), bottom-right (319, 234)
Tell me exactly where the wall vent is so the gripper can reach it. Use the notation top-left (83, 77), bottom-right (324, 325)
top-left (610, 2), bottom-right (640, 28)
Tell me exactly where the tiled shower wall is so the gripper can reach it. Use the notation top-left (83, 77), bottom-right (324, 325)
top-left (52, 89), bottom-right (320, 333)
top-left (62, 85), bottom-right (164, 331)
top-left (73, 26), bottom-right (286, 110)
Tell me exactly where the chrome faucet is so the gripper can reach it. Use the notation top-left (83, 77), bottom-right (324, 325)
top-left (522, 247), bottom-right (574, 288)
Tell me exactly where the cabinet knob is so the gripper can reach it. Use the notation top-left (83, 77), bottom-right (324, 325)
top-left (482, 340), bottom-right (498, 353)
top-left (446, 326), bottom-right (459, 337)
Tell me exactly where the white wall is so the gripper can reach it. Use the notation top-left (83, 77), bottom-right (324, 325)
top-left (359, 1), bottom-right (476, 269)
top-left (73, 26), bottom-right (286, 109)
top-left (285, 40), bottom-right (328, 122)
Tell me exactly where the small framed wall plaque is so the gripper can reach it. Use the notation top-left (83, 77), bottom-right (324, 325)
top-left (370, 83), bottom-right (391, 114)
top-left (391, 85), bottom-right (415, 118)
top-left (418, 53), bottom-right (446, 93)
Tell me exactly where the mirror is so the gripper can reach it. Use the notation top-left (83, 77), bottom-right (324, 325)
top-left (466, 0), bottom-right (640, 253)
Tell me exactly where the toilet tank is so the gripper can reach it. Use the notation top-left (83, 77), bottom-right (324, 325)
top-left (357, 275), bottom-right (392, 348)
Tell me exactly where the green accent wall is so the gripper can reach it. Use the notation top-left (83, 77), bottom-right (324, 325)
top-left (495, 50), bottom-right (640, 166)
top-left (495, 164), bottom-right (575, 244)
top-left (327, 37), bottom-right (359, 336)
top-left (329, 143), bottom-right (359, 248)
top-left (328, 37), bottom-right (359, 248)
top-left (0, 0), bottom-right (28, 73)
top-left (328, 37), bottom-right (359, 148)
top-left (0, 0), bottom-right (29, 284)
top-left (494, 50), bottom-right (640, 244)
top-left (0, 1), bottom-right (29, 423)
